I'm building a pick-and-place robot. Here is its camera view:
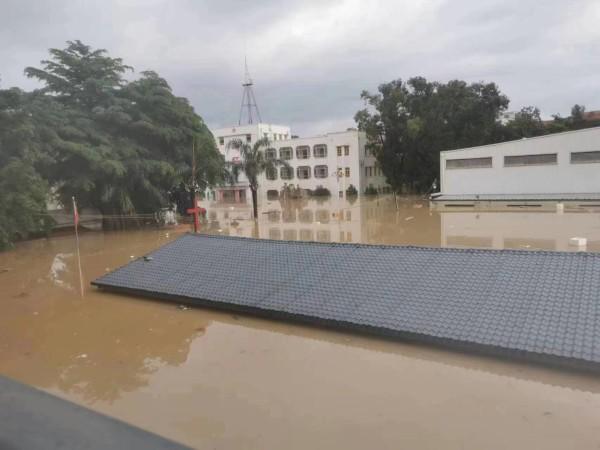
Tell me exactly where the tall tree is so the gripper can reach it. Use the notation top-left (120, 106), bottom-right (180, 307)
top-left (504, 106), bottom-right (547, 138)
top-left (355, 77), bottom-right (509, 193)
top-left (23, 41), bottom-right (224, 228)
top-left (0, 88), bottom-right (52, 248)
top-left (226, 138), bottom-right (288, 219)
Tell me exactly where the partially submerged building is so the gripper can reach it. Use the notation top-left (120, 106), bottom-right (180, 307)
top-left (433, 126), bottom-right (600, 208)
top-left (208, 63), bottom-right (388, 204)
top-left (211, 124), bottom-right (388, 202)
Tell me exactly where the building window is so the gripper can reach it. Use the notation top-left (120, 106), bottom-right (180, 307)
top-left (265, 148), bottom-right (276, 160)
top-left (337, 146), bottom-right (342, 156)
top-left (504, 153), bottom-right (557, 167)
top-left (269, 228), bottom-right (281, 240)
top-left (266, 167), bottom-right (277, 180)
top-left (246, 134), bottom-right (252, 143)
top-left (280, 147), bottom-right (293, 160)
top-left (314, 144), bottom-right (327, 158)
top-left (267, 211), bottom-right (280, 222)
top-left (299, 209), bottom-right (313, 223)
top-left (345, 167), bottom-right (350, 177)
top-left (280, 166), bottom-right (294, 180)
top-left (264, 133), bottom-right (268, 139)
top-left (446, 157), bottom-right (493, 169)
top-left (218, 137), bottom-right (224, 145)
top-left (345, 210), bottom-right (351, 221)
top-left (296, 146), bottom-right (310, 159)
top-left (314, 165), bottom-right (328, 178)
top-left (266, 190), bottom-right (279, 200)
top-left (339, 191), bottom-right (343, 198)
top-left (344, 145), bottom-right (349, 156)
top-left (297, 166), bottom-right (311, 179)
top-left (571, 150), bottom-right (600, 164)
top-left (346, 231), bottom-right (352, 242)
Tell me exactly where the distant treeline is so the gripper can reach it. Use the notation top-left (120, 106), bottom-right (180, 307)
top-left (0, 41), bottom-right (225, 249)
top-left (355, 77), bottom-right (600, 194)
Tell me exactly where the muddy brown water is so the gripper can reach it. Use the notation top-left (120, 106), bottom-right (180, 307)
top-left (1, 197), bottom-right (600, 449)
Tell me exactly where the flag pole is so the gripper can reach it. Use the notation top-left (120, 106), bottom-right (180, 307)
top-left (72, 196), bottom-right (85, 297)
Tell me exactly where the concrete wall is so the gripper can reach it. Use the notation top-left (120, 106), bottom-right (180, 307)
top-left (440, 127), bottom-right (600, 195)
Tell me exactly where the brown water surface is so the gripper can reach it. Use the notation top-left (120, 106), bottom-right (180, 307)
top-left (1, 197), bottom-right (600, 449)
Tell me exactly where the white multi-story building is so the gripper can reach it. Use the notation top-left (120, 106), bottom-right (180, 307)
top-left (210, 123), bottom-right (388, 203)
top-left (211, 123), bottom-right (292, 203)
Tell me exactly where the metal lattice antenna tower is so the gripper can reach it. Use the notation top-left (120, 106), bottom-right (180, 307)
top-left (238, 57), bottom-right (262, 125)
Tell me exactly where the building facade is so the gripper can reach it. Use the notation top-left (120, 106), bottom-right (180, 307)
top-left (438, 126), bottom-right (600, 196)
top-left (211, 123), bottom-right (388, 203)
top-left (211, 123), bottom-right (292, 203)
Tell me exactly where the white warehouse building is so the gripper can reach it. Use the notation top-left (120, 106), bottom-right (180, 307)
top-left (436, 127), bottom-right (600, 201)
top-left (211, 123), bottom-right (388, 203)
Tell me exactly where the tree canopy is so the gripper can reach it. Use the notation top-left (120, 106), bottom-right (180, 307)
top-left (0, 41), bottom-right (224, 247)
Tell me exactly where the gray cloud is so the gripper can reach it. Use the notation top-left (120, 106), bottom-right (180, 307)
top-left (1, 0), bottom-right (599, 136)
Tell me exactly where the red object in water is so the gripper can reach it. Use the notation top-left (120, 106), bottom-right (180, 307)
top-left (186, 193), bottom-right (201, 233)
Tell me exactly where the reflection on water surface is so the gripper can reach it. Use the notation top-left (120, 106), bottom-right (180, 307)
top-left (1, 196), bottom-right (600, 449)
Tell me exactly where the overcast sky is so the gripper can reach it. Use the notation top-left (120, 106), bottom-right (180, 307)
top-left (2, 0), bottom-right (599, 136)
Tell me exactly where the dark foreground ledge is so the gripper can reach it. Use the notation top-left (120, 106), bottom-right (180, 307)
top-left (93, 234), bottom-right (600, 371)
top-left (0, 375), bottom-right (190, 450)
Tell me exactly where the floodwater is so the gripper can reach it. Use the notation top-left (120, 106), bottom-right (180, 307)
top-left (1, 196), bottom-right (600, 449)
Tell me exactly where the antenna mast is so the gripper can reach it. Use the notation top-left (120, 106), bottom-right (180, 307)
top-left (238, 57), bottom-right (262, 125)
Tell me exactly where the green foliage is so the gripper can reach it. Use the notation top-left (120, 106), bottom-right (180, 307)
top-left (364, 185), bottom-right (379, 196)
top-left (345, 184), bottom-right (358, 196)
top-left (226, 137), bottom-right (289, 218)
top-left (0, 159), bottom-right (52, 249)
top-left (311, 185), bottom-right (331, 197)
top-left (355, 77), bottom-right (509, 194)
top-left (0, 40), bottom-right (224, 246)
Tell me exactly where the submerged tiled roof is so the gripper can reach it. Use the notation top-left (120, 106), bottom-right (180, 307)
top-left (432, 193), bottom-right (600, 201)
top-left (93, 234), bottom-right (600, 369)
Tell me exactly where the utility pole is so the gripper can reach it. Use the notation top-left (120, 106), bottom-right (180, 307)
top-left (186, 139), bottom-right (201, 233)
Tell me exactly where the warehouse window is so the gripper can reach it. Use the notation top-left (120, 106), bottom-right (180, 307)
top-left (446, 157), bottom-right (493, 169)
top-left (296, 146), bottom-right (310, 159)
top-left (504, 153), bottom-right (557, 167)
top-left (314, 144), bottom-right (327, 158)
top-left (314, 165), bottom-right (328, 178)
top-left (280, 147), bottom-right (293, 160)
top-left (571, 151), bottom-right (600, 164)
top-left (297, 166), bottom-right (311, 179)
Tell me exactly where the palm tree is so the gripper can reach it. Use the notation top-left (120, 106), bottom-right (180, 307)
top-left (226, 137), bottom-right (288, 219)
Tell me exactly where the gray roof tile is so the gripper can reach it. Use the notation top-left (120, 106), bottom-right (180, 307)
top-left (93, 234), bottom-right (600, 370)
